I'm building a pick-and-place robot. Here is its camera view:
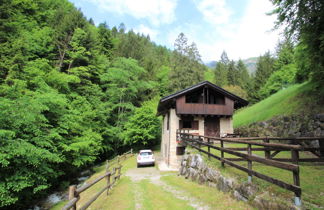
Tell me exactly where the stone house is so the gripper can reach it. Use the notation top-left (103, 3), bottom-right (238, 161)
top-left (157, 81), bottom-right (248, 169)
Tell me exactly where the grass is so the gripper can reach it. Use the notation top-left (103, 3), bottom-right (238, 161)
top-left (233, 82), bottom-right (323, 128)
top-left (189, 145), bottom-right (324, 208)
top-left (52, 151), bottom-right (256, 210)
top-left (161, 174), bottom-right (254, 209)
top-left (139, 179), bottom-right (194, 210)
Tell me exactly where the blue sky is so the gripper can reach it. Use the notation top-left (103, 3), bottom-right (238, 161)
top-left (70, 0), bottom-right (281, 62)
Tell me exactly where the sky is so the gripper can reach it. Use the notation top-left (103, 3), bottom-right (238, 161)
top-left (70, 0), bottom-right (282, 62)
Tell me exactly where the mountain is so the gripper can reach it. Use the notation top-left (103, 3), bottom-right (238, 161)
top-left (242, 57), bottom-right (258, 75)
top-left (205, 57), bottom-right (258, 75)
top-left (206, 61), bottom-right (217, 68)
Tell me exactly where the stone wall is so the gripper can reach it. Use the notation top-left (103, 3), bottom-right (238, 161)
top-left (179, 154), bottom-right (299, 209)
top-left (235, 114), bottom-right (324, 138)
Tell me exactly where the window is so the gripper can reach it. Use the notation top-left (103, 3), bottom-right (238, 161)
top-left (185, 89), bottom-right (203, 103)
top-left (207, 92), bottom-right (225, 105)
top-left (179, 116), bottom-right (199, 130)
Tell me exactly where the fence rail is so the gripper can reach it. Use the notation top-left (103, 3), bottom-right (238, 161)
top-left (62, 149), bottom-right (133, 210)
top-left (177, 130), bottom-right (324, 206)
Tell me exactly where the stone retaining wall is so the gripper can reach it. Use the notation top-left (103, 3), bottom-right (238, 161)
top-left (179, 154), bottom-right (299, 209)
top-left (235, 114), bottom-right (324, 139)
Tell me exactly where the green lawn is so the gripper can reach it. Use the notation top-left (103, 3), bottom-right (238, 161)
top-left (191, 144), bottom-right (324, 208)
top-left (233, 82), bottom-right (322, 128)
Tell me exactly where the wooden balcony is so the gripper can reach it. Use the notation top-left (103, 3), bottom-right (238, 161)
top-left (176, 96), bottom-right (233, 116)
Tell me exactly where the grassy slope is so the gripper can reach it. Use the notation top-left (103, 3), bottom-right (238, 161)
top-left (233, 82), bottom-right (323, 128)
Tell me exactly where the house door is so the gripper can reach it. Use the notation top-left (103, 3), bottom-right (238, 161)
top-left (204, 117), bottom-right (220, 137)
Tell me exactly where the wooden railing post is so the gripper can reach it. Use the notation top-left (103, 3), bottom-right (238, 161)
top-left (292, 149), bottom-right (301, 206)
top-left (247, 144), bottom-right (252, 183)
top-left (220, 139), bottom-right (225, 167)
top-left (207, 138), bottom-right (210, 160)
top-left (106, 160), bottom-right (110, 195)
top-left (69, 185), bottom-right (77, 210)
top-left (264, 136), bottom-right (271, 159)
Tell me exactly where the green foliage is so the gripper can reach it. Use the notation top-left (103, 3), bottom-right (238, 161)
top-left (223, 85), bottom-right (248, 100)
top-left (258, 64), bottom-right (297, 99)
top-left (249, 52), bottom-right (275, 102)
top-left (204, 68), bottom-right (215, 84)
top-left (214, 62), bottom-right (228, 87)
top-left (169, 33), bottom-right (205, 92)
top-left (122, 98), bottom-right (161, 146)
top-left (271, 0), bottom-right (324, 89)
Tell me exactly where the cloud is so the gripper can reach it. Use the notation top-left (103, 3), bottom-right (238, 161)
top-left (193, 0), bottom-right (232, 25)
top-left (174, 0), bottom-right (281, 62)
top-left (88, 0), bottom-right (178, 26)
top-left (133, 24), bottom-right (159, 40)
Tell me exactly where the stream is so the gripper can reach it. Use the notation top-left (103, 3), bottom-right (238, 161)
top-left (30, 169), bottom-right (94, 210)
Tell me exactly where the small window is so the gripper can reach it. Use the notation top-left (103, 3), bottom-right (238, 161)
top-left (183, 121), bottom-right (192, 128)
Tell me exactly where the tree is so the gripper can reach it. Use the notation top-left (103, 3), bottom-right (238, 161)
top-left (214, 62), bottom-right (228, 87)
top-left (223, 85), bottom-right (248, 99)
top-left (254, 52), bottom-right (275, 93)
top-left (236, 59), bottom-right (250, 89)
top-left (169, 33), bottom-right (204, 91)
top-left (258, 64), bottom-right (297, 99)
top-left (122, 98), bottom-right (161, 146)
top-left (227, 60), bottom-right (238, 86)
top-left (271, 0), bottom-right (324, 88)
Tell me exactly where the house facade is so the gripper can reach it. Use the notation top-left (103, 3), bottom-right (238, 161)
top-left (157, 81), bottom-right (248, 169)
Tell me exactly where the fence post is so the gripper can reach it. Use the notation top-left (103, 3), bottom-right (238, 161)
top-left (117, 155), bottom-right (120, 165)
top-left (292, 149), bottom-right (301, 206)
top-left (68, 185), bottom-right (77, 210)
top-left (264, 136), bottom-right (271, 159)
top-left (207, 138), bottom-right (210, 160)
top-left (131, 148), bottom-right (133, 155)
top-left (106, 160), bottom-right (110, 195)
top-left (247, 144), bottom-right (252, 183)
top-left (220, 139), bottom-right (225, 167)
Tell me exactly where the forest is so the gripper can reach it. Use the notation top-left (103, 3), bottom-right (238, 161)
top-left (0, 0), bottom-right (323, 208)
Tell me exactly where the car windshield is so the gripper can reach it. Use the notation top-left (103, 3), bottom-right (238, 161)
top-left (140, 152), bottom-right (152, 156)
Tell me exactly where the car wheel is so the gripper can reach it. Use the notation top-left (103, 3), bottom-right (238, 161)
top-left (137, 164), bottom-right (140, 168)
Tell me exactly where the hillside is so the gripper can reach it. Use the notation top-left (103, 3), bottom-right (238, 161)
top-left (233, 82), bottom-right (324, 128)
top-left (205, 57), bottom-right (257, 75)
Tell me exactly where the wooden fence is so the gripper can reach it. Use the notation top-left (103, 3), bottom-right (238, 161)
top-left (62, 149), bottom-right (133, 210)
top-left (177, 130), bottom-right (324, 206)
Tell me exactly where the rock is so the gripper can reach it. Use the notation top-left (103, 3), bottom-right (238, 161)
top-left (208, 181), bottom-right (217, 188)
top-left (320, 123), bottom-right (324, 130)
top-left (195, 154), bottom-right (203, 167)
top-left (317, 114), bottom-right (324, 122)
top-left (216, 176), bottom-right (232, 193)
top-left (237, 183), bottom-right (258, 200)
top-left (197, 173), bottom-right (207, 184)
top-left (205, 168), bottom-right (219, 182)
top-left (190, 155), bottom-right (197, 168)
top-left (283, 116), bottom-right (290, 122)
top-left (233, 190), bottom-right (248, 202)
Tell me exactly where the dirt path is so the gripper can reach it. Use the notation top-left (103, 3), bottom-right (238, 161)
top-left (125, 166), bottom-right (210, 210)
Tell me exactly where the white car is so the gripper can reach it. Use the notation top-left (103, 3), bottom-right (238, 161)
top-left (137, 150), bottom-right (155, 167)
